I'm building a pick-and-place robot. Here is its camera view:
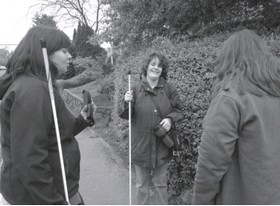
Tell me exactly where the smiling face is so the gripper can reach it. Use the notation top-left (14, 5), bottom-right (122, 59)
top-left (49, 48), bottom-right (72, 75)
top-left (146, 57), bottom-right (162, 81)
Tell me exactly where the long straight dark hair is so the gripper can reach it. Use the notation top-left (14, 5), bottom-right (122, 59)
top-left (6, 25), bottom-right (71, 80)
top-left (211, 29), bottom-right (280, 99)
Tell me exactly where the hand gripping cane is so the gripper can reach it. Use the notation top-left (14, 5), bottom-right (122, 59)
top-left (40, 38), bottom-right (70, 204)
top-left (128, 70), bottom-right (132, 205)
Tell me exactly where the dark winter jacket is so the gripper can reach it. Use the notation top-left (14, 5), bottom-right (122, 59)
top-left (192, 82), bottom-right (280, 204)
top-left (120, 77), bottom-right (183, 168)
top-left (0, 72), bottom-right (91, 204)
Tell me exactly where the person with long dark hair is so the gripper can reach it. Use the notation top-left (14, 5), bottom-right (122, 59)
top-left (192, 29), bottom-right (280, 204)
top-left (0, 26), bottom-right (94, 204)
top-left (120, 52), bottom-right (183, 204)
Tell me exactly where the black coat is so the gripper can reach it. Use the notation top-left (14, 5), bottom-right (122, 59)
top-left (0, 74), bottom-right (89, 204)
top-left (120, 77), bottom-right (183, 168)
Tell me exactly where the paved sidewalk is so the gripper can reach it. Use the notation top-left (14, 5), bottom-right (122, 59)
top-left (65, 88), bottom-right (136, 205)
top-left (67, 88), bottom-right (137, 205)
top-left (77, 127), bottom-right (132, 205)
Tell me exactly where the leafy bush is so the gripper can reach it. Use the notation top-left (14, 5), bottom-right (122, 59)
top-left (0, 48), bottom-right (10, 66)
top-left (98, 74), bottom-right (115, 95)
top-left (58, 57), bottom-right (100, 80)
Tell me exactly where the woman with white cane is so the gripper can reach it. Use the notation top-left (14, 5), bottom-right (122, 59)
top-left (120, 52), bottom-right (183, 204)
top-left (0, 26), bottom-right (94, 204)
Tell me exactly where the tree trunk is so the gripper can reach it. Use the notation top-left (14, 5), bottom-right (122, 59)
top-left (95, 0), bottom-right (100, 33)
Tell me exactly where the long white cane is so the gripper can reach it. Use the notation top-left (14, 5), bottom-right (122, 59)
top-left (128, 70), bottom-right (132, 205)
top-left (40, 38), bottom-right (70, 204)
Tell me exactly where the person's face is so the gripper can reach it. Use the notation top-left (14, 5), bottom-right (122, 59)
top-left (50, 48), bottom-right (72, 75)
top-left (147, 57), bottom-right (162, 81)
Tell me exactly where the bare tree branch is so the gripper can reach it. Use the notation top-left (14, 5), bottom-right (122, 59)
top-left (33, 0), bottom-right (104, 32)
top-left (95, 0), bottom-right (100, 33)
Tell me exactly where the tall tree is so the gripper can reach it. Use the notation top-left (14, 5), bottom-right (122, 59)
top-left (101, 0), bottom-right (280, 48)
top-left (35, 0), bottom-right (105, 33)
top-left (32, 13), bottom-right (58, 28)
top-left (101, 0), bottom-right (207, 48)
top-left (0, 48), bottom-right (11, 66)
top-left (73, 22), bottom-right (106, 59)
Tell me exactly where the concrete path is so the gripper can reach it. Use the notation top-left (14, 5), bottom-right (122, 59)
top-left (77, 127), bottom-right (131, 205)
top-left (65, 87), bottom-right (137, 205)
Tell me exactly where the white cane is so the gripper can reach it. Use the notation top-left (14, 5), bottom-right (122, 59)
top-left (40, 38), bottom-right (70, 204)
top-left (128, 70), bottom-right (132, 205)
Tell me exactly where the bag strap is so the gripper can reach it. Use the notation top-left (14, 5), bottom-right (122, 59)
top-left (148, 84), bottom-right (176, 130)
top-left (133, 81), bottom-right (162, 111)
top-left (149, 81), bottom-right (172, 116)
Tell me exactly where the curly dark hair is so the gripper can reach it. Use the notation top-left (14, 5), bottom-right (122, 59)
top-left (141, 52), bottom-right (169, 80)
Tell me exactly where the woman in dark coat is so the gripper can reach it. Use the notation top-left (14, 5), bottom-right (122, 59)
top-left (120, 52), bottom-right (183, 204)
top-left (192, 29), bottom-right (280, 204)
top-left (0, 26), bottom-right (94, 204)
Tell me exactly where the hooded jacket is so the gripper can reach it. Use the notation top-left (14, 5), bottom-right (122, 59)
top-left (192, 83), bottom-right (280, 204)
top-left (0, 72), bottom-right (90, 204)
top-left (120, 77), bottom-right (183, 168)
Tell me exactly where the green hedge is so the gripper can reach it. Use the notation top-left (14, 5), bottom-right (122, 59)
top-left (110, 31), bottom-right (280, 204)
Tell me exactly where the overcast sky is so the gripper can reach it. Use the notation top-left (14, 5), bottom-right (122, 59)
top-left (0, 0), bottom-right (74, 51)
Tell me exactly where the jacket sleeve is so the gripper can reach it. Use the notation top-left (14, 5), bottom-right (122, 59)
top-left (165, 83), bottom-right (184, 123)
top-left (73, 114), bottom-right (95, 135)
top-left (192, 95), bottom-right (240, 205)
top-left (10, 89), bottom-right (66, 204)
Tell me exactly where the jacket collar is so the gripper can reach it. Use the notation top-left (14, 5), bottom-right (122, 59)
top-left (142, 76), bottom-right (165, 94)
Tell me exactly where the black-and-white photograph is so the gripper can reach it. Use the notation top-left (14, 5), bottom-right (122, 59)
top-left (0, 0), bottom-right (280, 205)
